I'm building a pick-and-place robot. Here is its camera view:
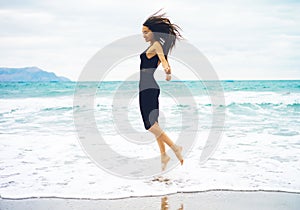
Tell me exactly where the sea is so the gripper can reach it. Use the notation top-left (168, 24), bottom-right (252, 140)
top-left (0, 80), bottom-right (299, 199)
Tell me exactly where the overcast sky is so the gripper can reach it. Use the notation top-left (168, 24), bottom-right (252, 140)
top-left (0, 0), bottom-right (299, 81)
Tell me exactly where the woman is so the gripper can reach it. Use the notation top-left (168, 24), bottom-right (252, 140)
top-left (139, 9), bottom-right (184, 171)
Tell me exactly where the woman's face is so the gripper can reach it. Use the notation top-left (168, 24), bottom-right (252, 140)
top-left (142, 26), bottom-right (153, 42)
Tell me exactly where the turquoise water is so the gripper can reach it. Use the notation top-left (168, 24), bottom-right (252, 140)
top-left (1, 80), bottom-right (299, 98)
top-left (0, 80), bottom-right (299, 136)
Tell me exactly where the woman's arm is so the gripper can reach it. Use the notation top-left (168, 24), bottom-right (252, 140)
top-left (153, 41), bottom-right (171, 75)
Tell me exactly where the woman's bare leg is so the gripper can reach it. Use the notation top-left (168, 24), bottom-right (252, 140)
top-left (148, 122), bottom-right (166, 154)
top-left (148, 121), bottom-right (163, 137)
top-left (148, 122), bottom-right (174, 147)
top-left (149, 122), bottom-right (184, 166)
top-left (157, 138), bottom-right (166, 154)
top-left (148, 122), bottom-right (170, 170)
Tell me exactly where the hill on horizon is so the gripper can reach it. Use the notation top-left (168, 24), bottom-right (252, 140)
top-left (0, 67), bottom-right (70, 82)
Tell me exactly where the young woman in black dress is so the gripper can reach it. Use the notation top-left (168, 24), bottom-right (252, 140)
top-left (139, 10), bottom-right (184, 171)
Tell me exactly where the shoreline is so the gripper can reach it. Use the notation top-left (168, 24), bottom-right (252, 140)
top-left (1, 190), bottom-right (299, 210)
top-left (1, 189), bottom-right (300, 200)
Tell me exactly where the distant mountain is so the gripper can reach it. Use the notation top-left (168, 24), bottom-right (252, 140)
top-left (0, 67), bottom-right (71, 82)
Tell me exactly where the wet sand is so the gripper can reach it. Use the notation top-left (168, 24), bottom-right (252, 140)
top-left (1, 190), bottom-right (299, 210)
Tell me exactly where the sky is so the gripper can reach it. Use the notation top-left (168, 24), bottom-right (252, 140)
top-left (0, 0), bottom-right (299, 81)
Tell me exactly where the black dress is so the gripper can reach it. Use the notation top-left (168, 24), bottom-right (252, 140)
top-left (139, 46), bottom-right (161, 130)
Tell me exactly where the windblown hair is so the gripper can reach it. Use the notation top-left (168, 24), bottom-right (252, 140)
top-left (143, 9), bottom-right (183, 56)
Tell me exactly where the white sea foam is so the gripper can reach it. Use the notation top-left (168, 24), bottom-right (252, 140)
top-left (0, 131), bottom-right (299, 199)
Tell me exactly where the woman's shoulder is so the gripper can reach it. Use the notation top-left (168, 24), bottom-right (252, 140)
top-left (153, 40), bottom-right (162, 47)
top-left (152, 41), bottom-right (164, 53)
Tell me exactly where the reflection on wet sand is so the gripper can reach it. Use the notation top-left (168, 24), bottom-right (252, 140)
top-left (161, 196), bottom-right (184, 210)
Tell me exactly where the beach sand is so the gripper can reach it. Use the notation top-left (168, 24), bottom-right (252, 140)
top-left (1, 190), bottom-right (299, 210)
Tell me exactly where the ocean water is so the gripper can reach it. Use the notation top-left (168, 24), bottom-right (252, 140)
top-left (0, 80), bottom-right (299, 199)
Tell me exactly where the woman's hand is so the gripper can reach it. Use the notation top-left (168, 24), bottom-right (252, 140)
top-left (164, 66), bottom-right (171, 74)
top-left (165, 74), bottom-right (171, 81)
top-left (164, 66), bottom-right (171, 81)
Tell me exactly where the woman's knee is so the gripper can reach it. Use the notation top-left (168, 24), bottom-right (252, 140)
top-left (148, 122), bottom-right (163, 137)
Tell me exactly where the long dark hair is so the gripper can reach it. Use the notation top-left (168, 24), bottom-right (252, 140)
top-left (143, 9), bottom-right (183, 56)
